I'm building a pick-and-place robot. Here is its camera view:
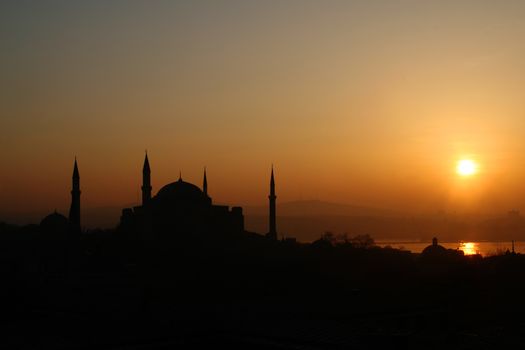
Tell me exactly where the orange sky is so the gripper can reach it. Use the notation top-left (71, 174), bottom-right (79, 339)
top-left (2, 1), bottom-right (525, 218)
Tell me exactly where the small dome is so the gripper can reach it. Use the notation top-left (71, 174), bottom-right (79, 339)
top-left (155, 179), bottom-right (208, 203)
top-left (40, 211), bottom-right (68, 231)
top-left (422, 237), bottom-right (447, 255)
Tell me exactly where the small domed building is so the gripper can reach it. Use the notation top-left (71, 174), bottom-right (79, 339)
top-left (40, 211), bottom-right (69, 237)
top-left (38, 210), bottom-right (72, 272)
top-left (421, 237), bottom-right (464, 261)
top-left (422, 237), bottom-right (447, 256)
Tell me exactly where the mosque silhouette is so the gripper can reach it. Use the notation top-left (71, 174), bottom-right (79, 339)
top-left (40, 154), bottom-right (279, 240)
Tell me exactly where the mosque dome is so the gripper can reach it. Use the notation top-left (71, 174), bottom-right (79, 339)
top-left (155, 178), bottom-right (209, 204)
top-left (422, 237), bottom-right (447, 255)
top-left (40, 211), bottom-right (69, 232)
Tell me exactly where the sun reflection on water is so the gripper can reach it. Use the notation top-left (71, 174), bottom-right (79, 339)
top-left (459, 242), bottom-right (479, 255)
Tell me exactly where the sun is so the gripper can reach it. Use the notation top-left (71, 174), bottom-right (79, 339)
top-left (456, 159), bottom-right (477, 176)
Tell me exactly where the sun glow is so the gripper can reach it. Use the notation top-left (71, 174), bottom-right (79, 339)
top-left (459, 242), bottom-right (479, 255)
top-left (456, 159), bottom-right (477, 176)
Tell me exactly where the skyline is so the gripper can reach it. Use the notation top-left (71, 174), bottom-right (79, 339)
top-left (3, 154), bottom-right (522, 229)
top-left (3, 1), bottom-right (525, 218)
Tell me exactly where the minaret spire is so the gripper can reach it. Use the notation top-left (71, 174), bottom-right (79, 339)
top-left (142, 151), bottom-right (152, 206)
top-left (267, 165), bottom-right (277, 240)
top-left (69, 157), bottom-right (81, 233)
top-left (203, 167), bottom-right (208, 196)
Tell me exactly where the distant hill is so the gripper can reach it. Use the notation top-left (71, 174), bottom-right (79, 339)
top-left (243, 200), bottom-right (411, 242)
top-left (4, 200), bottom-right (524, 243)
top-left (244, 199), bottom-right (401, 217)
top-left (243, 200), bottom-right (525, 243)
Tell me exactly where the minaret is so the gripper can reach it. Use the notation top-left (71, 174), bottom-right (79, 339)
top-left (68, 158), bottom-right (81, 233)
top-left (203, 167), bottom-right (208, 196)
top-left (267, 166), bottom-right (277, 240)
top-left (142, 152), bottom-right (152, 206)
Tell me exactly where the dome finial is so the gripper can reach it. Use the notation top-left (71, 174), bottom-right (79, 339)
top-left (179, 171), bottom-right (182, 181)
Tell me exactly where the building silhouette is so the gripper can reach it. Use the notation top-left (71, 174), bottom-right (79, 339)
top-left (40, 211), bottom-right (69, 237)
top-left (120, 154), bottom-right (244, 238)
top-left (422, 237), bottom-right (447, 256)
top-left (266, 166), bottom-right (277, 240)
top-left (421, 237), bottom-right (464, 260)
top-left (38, 155), bottom-right (278, 240)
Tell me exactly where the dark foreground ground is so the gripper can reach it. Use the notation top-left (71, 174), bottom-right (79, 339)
top-left (2, 225), bottom-right (525, 349)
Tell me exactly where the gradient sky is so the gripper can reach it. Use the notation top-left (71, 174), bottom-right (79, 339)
top-left (2, 0), bottom-right (525, 218)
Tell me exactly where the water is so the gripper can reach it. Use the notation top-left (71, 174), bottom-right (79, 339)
top-left (376, 241), bottom-right (523, 257)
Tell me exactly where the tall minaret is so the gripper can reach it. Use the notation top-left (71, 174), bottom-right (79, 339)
top-left (267, 165), bottom-right (277, 240)
top-left (142, 152), bottom-right (152, 206)
top-left (68, 158), bottom-right (81, 233)
top-left (203, 167), bottom-right (208, 196)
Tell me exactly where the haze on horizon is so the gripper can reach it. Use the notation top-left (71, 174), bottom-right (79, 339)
top-left (2, 0), bottom-right (525, 222)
